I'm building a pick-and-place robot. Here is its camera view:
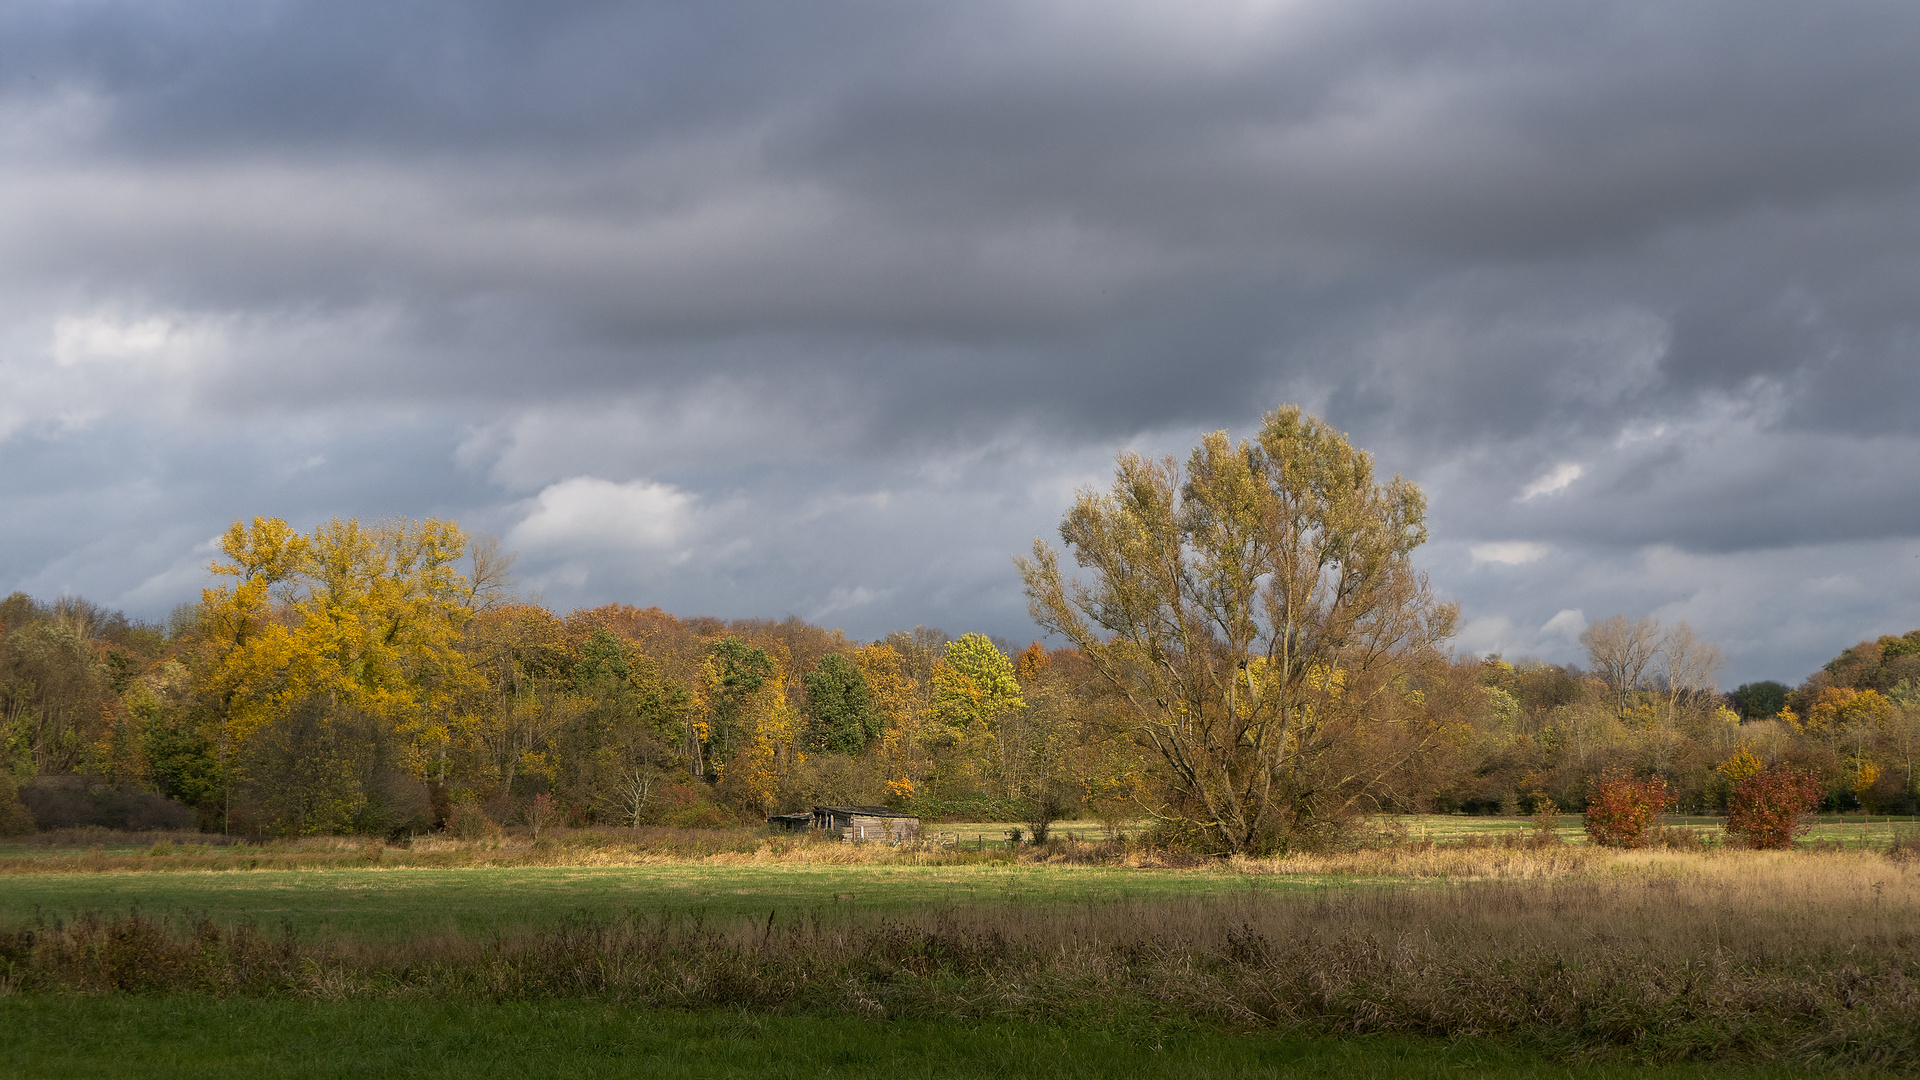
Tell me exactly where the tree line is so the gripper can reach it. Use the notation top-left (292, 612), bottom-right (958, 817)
top-left (2, 405), bottom-right (1916, 850)
top-left (0, 517), bottom-right (1126, 840)
top-left (1446, 619), bottom-right (1920, 822)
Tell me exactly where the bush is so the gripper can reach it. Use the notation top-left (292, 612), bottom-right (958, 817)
top-left (1888, 826), bottom-right (1920, 864)
top-left (660, 803), bottom-right (734, 829)
top-left (525, 792), bottom-right (560, 842)
top-left (0, 773), bottom-right (35, 836)
top-left (1582, 769), bottom-right (1673, 848)
top-left (1725, 764), bottom-right (1824, 850)
top-left (18, 775), bottom-right (196, 832)
top-left (1530, 796), bottom-right (1564, 843)
top-left (444, 801), bottom-right (500, 843)
top-left (1648, 825), bottom-right (1709, 851)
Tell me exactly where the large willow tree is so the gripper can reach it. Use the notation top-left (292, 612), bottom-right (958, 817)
top-left (1019, 405), bottom-right (1454, 854)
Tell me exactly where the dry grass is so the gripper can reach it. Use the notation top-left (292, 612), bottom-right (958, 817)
top-left (1232, 843), bottom-right (1603, 880)
top-left (0, 825), bottom-right (1020, 875)
top-left (7, 821), bottom-right (1916, 884)
top-left (0, 825), bottom-right (1178, 876)
top-left (4, 848), bottom-right (1915, 1066)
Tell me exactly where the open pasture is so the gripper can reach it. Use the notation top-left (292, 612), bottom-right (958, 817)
top-left (4, 828), bottom-right (1917, 1069)
top-left (0, 998), bottom-right (1847, 1080)
top-left (1382, 812), bottom-right (1920, 852)
top-left (4, 817), bottom-right (1911, 943)
top-left (0, 860), bottom-right (1359, 941)
top-left (3, 844), bottom-right (1915, 1069)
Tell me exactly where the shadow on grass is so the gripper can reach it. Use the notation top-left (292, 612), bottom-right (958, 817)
top-left (0, 997), bottom-right (1855, 1080)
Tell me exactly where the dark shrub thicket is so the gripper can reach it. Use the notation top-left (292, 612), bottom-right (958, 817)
top-left (0, 773), bottom-right (35, 836)
top-left (19, 776), bottom-right (196, 832)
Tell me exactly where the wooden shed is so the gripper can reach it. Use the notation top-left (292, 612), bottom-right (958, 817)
top-left (811, 805), bottom-right (920, 843)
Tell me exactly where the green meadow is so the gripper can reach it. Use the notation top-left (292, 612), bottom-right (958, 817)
top-left (0, 861), bottom-right (1349, 941)
top-left (0, 998), bottom-right (1852, 1080)
top-left (1391, 811), bottom-right (1919, 847)
top-left (5, 824), bottom-right (1915, 1076)
top-left (4, 813), bottom-right (1912, 943)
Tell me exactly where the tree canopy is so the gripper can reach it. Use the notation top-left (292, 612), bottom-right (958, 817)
top-left (5, 474), bottom-right (1919, 841)
top-left (1019, 404), bottom-right (1455, 854)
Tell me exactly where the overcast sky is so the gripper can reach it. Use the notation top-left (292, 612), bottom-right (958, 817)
top-left (5, 0), bottom-right (1920, 685)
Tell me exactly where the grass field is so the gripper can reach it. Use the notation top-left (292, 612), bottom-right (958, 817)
top-left (832, 813), bottom-right (1919, 848)
top-left (1387, 812), bottom-right (1920, 848)
top-left (4, 811), bottom-right (1913, 863)
top-left (0, 998), bottom-right (1864, 1080)
top-left (4, 821), bottom-right (1916, 1074)
top-left (2, 813), bottom-right (1912, 942)
top-left (0, 861), bottom-right (1355, 941)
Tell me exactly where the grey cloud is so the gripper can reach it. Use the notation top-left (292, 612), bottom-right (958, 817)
top-left (1428, 536), bottom-right (1920, 686)
top-left (5, 0), bottom-right (1920, 683)
top-left (7, 2), bottom-right (1918, 442)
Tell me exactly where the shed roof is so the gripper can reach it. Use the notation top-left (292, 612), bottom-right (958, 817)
top-left (814, 805), bottom-right (919, 819)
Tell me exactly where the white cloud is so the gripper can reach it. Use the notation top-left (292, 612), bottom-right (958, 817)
top-left (1453, 614), bottom-right (1515, 656)
top-left (52, 315), bottom-right (186, 367)
top-left (811, 584), bottom-right (888, 622)
top-left (507, 476), bottom-right (700, 552)
top-left (0, 309), bottom-right (224, 437)
top-left (1470, 540), bottom-right (1549, 565)
top-left (1517, 462), bottom-right (1583, 501)
top-left (1613, 421), bottom-right (1670, 449)
top-left (1540, 608), bottom-right (1587, 641)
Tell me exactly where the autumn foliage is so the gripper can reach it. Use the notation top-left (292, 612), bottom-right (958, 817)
top-left (6, 424), bottom-right (1920, 844)
top-left (4, 515), bottom-right (1137, 836)
top-left (1583, 769), bottom-right (1674, 848)
top-left (1724, 764), bottom-right (1824, 850)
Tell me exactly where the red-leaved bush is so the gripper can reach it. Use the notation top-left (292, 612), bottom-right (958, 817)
top-left (1583, 769), bottom-right (1674, 848)
top-left (1725, 764), bottom-right (1824, 850)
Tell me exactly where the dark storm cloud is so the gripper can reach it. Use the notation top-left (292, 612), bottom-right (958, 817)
top-left (5, 0), bottom-right (1920, 682)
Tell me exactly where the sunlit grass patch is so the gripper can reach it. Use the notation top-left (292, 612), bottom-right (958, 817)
top-left (0, 860), bottom-right (1348, 940)
top-left (1378, 812), bottom-right (1920, 851)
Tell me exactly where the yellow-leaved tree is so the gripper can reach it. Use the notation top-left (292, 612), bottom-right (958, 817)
top-left (459, 603), bottom-right (572, 799)
top-left (855, 642), bottom-right (925, 801)
top-left (699, 636), bottom-right (801, 815)
top-left (195, 517), bottom-right (477, 834)
top-left (924, 633), bottom-right (1025, 798)
top-left (1802, 687), bottom-right (1892, 735)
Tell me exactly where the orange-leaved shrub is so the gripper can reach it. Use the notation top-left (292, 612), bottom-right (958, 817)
top-left (445, 801), bottom-right (501, 843)
top-left (1725, 764), bottom-right (1823, 850)
top-left (1583, 769), bottom-right (1673, 848)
